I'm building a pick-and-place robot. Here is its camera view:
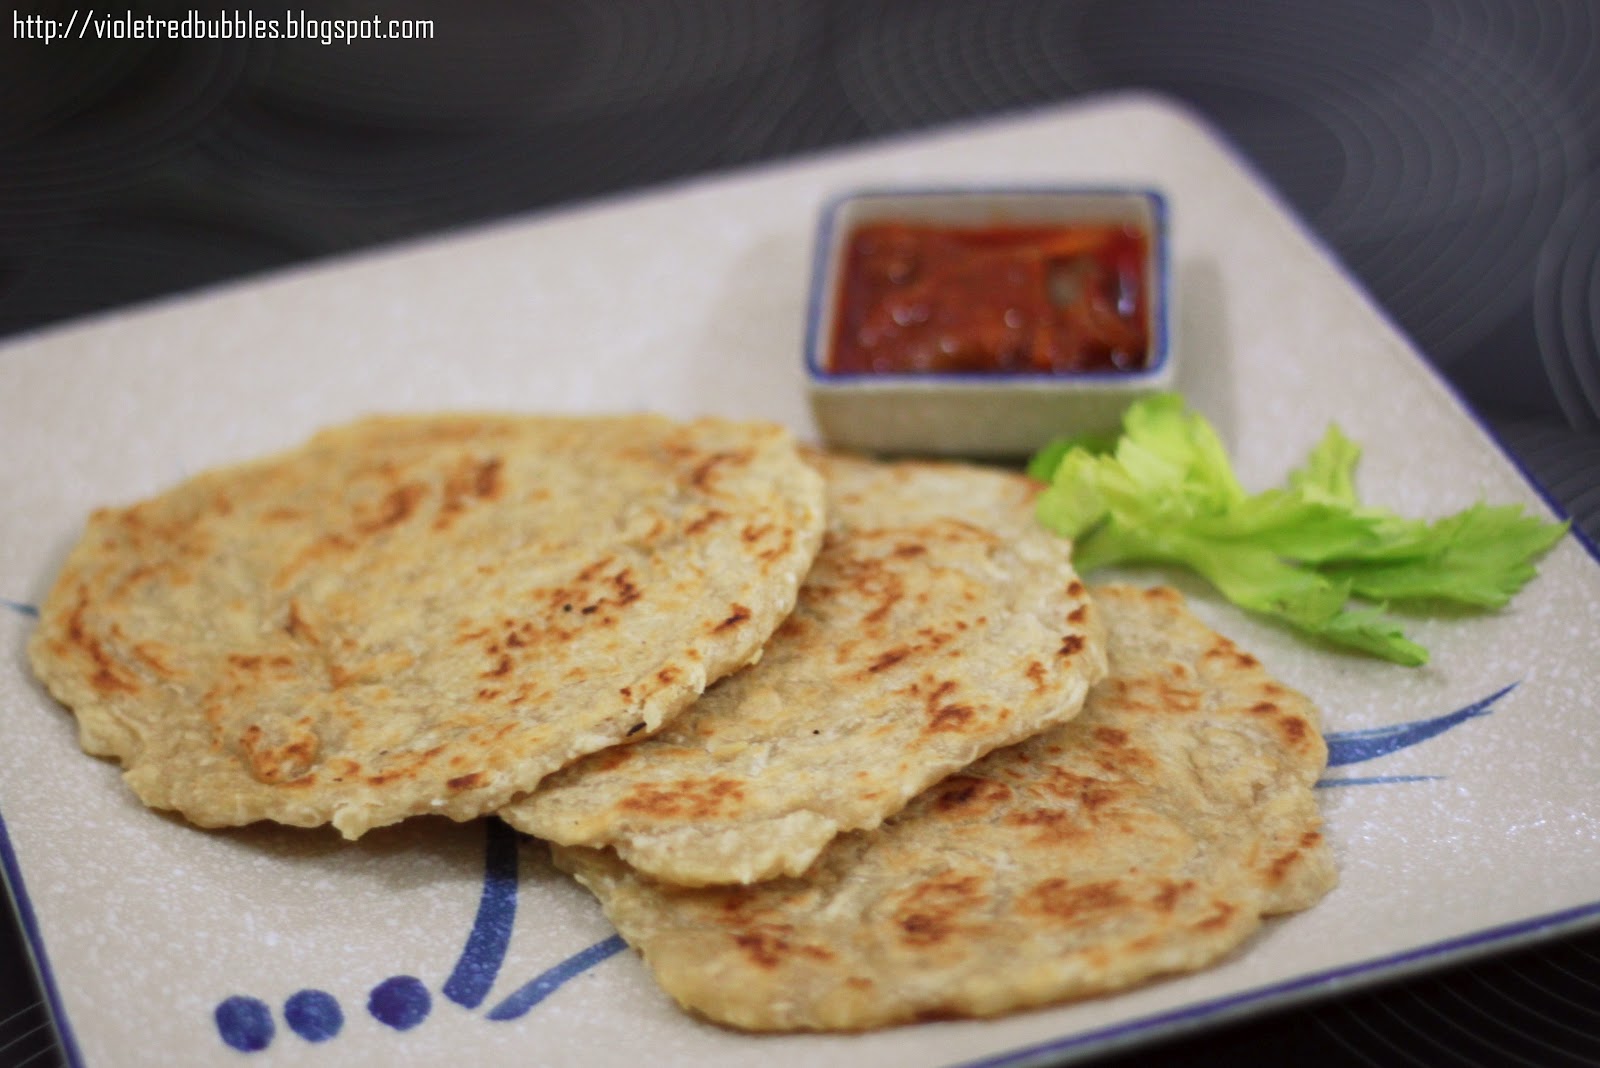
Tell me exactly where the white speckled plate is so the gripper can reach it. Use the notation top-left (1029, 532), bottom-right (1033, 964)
top-left (2, 93), bottom-right (1598, 1068)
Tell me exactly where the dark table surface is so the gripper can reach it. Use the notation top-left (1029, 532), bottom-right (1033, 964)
top-left (3, 3), bottom-right (1599, 1066)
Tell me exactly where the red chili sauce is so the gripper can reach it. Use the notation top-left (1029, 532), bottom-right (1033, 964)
top-left (828, 221), bottom-right (1150, 375)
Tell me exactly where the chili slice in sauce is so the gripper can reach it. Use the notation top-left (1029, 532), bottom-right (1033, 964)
top-left (829, 222), bottom-right (1149, 375)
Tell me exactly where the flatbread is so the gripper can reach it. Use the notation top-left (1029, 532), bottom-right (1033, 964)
top-left (502, 453), bottom-right (1106, 884)
top-left (553, 585), bottom-right (1337, 1031)
top-left (28, 413), bottom-right (825, 838)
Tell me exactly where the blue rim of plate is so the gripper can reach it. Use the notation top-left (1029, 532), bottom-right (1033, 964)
top-left (960, 900), bottom-right (1600, 1068)
top-left (0, 809), bottom-right (85, 1067)
top-left (802, 185), bottom-right (1173, 387)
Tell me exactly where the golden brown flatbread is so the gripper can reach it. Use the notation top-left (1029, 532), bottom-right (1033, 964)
top-left (28, 413), bottom-right (825, 838)
top-left (553, 585), bottom-right (1336, 1031)
top-left (501, 453), bottom-right (1105, 884)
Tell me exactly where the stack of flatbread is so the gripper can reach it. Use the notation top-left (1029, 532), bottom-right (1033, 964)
top-left (29, 412), bottom-right (1335, 1032)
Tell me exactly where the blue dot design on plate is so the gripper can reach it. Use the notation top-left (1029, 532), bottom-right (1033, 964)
top-left (283, 989), bottom-right (343, 1042)
top-left (182, 684), bottom-right (1511, 1052)
top-left (215, 996), bottom-right (274, 1053)
top-left (206, 819), bottom-right (623, 1052)
top-left (368, 975), bottom-right (431, 1031)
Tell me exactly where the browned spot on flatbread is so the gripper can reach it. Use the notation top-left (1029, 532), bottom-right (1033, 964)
top-left (541, 560), bottom-right (644, 622)
top-left (685, 509), bottom-right (726, 536)
top-left (1115, 674), bottom-right (1200, 715)
top-left (1019, 878), bottom-right (1129, 925)
top-left (774, 615), bottom-right (808, 641)
top-left (63, 588), bottom-right (139, 695)
top-left (714, 604), bottom-right (752, 632)
top-left (272, 532), bottom-right (356, 589)
top-left (357, 482), bottom-right (427, 535)
top-left (284, 600), bottom-right (316, 642)
top-left (1002, 807), bottom-right (1090, 845)
top-left (757, 527), bottom-right (796, 569)
top-left (916, 676), bottom-right (979, 734)
top-left (363, 744), bottom-right (447, 787)
top-left (473, 457), bottom-right (503, 497)
top-left (448, 771), bottom-right (486, 791)
top-left (592, 745), bottom-right (638, 771)
top-left (1200, 635), bottom-right (1261, 671)
top-left (618, 776), bottom-right (747, 819)
top-left (1037, 768), bottom-right (1125, 816)
top-left (893, 874), bottom-right (988, 947)
top-left (1025, 660), bottom-right (1048, 693)
top-left (866, 647), bottom-right (910, 674)
top-left (690, 449), bottom-right (754, 491)
top-left (1265, 848), bottom-right (1302, 885)
top-left (930, 775), bottom-right (1012, 817)
top-left (1278, 716), bottom-right (1309, 745)
top-left (913, 1006), bottom-right (966, 1023)
top-left (1153, 879), bottom-right (1196, 913)
top-left (1193, 900), bottom-right (1239, 932)
top-left (1093, 726), bottom-right (1129, 747)
top-left (237, 720), bottom-right (320, 784)
top-left (731, 925), bottom-right (834, 970)
top-left (435, 455), bottom-right (506, 530)
top-left (611, 569), bottom-right (642, 606)
top-left (131, 642), bottom-right (178, 678)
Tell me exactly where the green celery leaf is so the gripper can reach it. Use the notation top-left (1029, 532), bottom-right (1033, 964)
top-left (1068, 523), bottom-right (1432, 664)
top-left (1118, 392), bottom-right (1246, 508)
top-left (1027, 430), bottom-right (1117, 482)
top-left (1034, 452), bottom-right (1111, 540)
top-left (1169, 536), bottom-right (1427, 664)
top-left (1302, 602), bottom-right (1429, 666)
top-left (1025, 393), bottom-right (1566, 667)
top-left (1286, 425), bottom-right (1361, 505)
top-left (1323, 504), bottom-right (1570, 607)
top-left (1182, 489), bottom-right (1382, 560)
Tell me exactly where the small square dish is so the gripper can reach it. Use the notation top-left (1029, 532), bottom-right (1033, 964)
top-left (804, 186), bottom-right (1173, 458)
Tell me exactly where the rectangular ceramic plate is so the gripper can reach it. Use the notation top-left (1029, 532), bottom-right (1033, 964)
top-left (2, 93), bottom-right (1598, 1068)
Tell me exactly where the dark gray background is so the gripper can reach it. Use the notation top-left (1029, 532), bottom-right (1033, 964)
top-left (3, 3), bottom-right (1598, 1065)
